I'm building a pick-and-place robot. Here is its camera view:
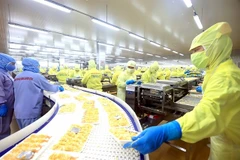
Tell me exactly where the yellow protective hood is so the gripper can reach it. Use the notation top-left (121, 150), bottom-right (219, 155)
top-left (88, 60), bottom-right (96, 69)
top-left (190, 22), bottom-right (232, 70)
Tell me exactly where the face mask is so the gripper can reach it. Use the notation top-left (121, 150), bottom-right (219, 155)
top-left (191, 51), bottom-right (209, 69)
top-left (5, 63), bottom-right (16, 71)
top-left (127, 68), bottom-right (134, 74)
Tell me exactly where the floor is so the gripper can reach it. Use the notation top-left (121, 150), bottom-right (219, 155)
top-left (149, 138), bottom-right (210, 160)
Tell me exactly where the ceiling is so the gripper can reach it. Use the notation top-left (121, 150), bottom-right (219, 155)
top-left (0, 0), bottom-right (239, 65)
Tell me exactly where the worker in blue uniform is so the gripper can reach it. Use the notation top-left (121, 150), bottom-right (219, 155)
top-left (0, 53), bottom-right (16, 140)
top-left (14, 57), bottom-right (64, 129)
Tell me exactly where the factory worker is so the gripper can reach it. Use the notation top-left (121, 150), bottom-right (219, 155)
top-left (141, 62), bottom-right (159, 84)
top-left (0, 53), bottom-right (16, 140)
top-left (117, 61), bottom-right (137, 101)
top-left (56, 65), bottom-right (69, 84)
top-left (157, 68), bottom-right (165, 80)
top-left (82, 60), bottom-right (102, 91)
top-left (48, 66), bottom-right (58, 75)
top-left (140, 67), bottom-right (147, 74)
top-left (72, 66), bottom-right (83, 78)
top-left (104, 65), bottom-right (112, 77)
top-left (124, 22), bottom-right (240, 160)
top-left (134, 67), bottom-right (142, 75)
top-left (111, 66), bottom-right (122, 85)
top-left (164, 68), bottom-right (171, 80)
top-left (14, 58), bottom-right (64, 129)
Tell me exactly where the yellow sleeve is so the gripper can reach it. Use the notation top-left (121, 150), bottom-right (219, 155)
top-left (177, 74), bottom-right (239, 143)
top-left (117, 72), bottom-right (126, 88)
top-left (112, 72), bottom-right (119, 85)
top-left (141, 71), bottom-right (149, 84)
top-left (82, 70), bottom-right (91, 85)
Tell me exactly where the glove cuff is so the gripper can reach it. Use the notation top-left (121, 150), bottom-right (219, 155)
top-left (164, 121), bottom-right (182, 141)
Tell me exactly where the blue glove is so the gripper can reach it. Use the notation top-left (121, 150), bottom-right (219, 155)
top-left (137, 81), bottom-right (142, 85)
top-left (126, 80), bottom-right (136, 85)
top-left (196, 86), bottom-right (202, 93)
top-left (123, 121), bottom-right (182, 154)
top-left (0, 104), bottom-right (8, 117)
top-left (59, 86), bottom-right (64, 92)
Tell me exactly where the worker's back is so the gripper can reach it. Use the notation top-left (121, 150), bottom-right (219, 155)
top-left (82, 68), bottom-right (102, 91)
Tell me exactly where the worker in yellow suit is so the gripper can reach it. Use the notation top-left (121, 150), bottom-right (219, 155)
top-left (134, 67), bottom-right (142, 75)
top-left (157, 68), bottom-right (165, 80)
top-left (82, 60), bottom-right (102, 91)
top-left (124, 22), bottom-right (240, 160)
top-left (104, 65), bottom-right (112, 77)
top-left (164, 68), bottom-right (171, 80)
top-left (111, 66), bottom-right (122, 85)
top-left (117, 61), bottom-right (137, 101)
top-left (141, 62), bottom-right (159, 83)
top-left (48, 66), bottom-right (58, 75)
top-left (56, 65), bottom-right (69, 84)
top-left (71, 66), bottom-right (83, 78)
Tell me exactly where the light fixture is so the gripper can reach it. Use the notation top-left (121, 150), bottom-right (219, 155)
top-left (27, 45), bottom-right (40, 50)
top-left (193, 12), bottom-right (203, 29)
top-left (135, 51), bottom-right (143, 54)
top-left (118, 56), bottom-right (126, 59)
top-left (98, 42), bottom-right (114, 48)
top-left (33, 0), bottom-right (71, 13)
top-left (9, 49), bottom-right (21, 52)
top-left (172, 51), bottom-right (178, 54)
top-left (163, 47), bottom-right (171, 51)
top-left (179, 53), bottom-right (184, 56)
top-left (119, 47), bottom-right (131, 51)
top-left (129, 33), bottom-right (145, 41)
top-left (183, 0), bottom-right (192, 8)
top-left (146, 53), bottom-right (153, 56)
top-left (43, 48), bottom-right (59, 52)
top-left (129, 58), bottom-right (135, 60)
top-left (92, 19), bottom-right (119, 31)
top-left (155, 55), bottom-right (161, 58)
top-left (9, 43), bottom-right (22, 49)
top-left (9, 23), bottom-right (48, 34)
top-left (150, 41), bottom-right (160, 47)
top-left (65, 35), bottom-right (87, 42)
top-left (138, 59), bottom-right (143, 61)
top-left (163, 57), bottom-right (168, 59)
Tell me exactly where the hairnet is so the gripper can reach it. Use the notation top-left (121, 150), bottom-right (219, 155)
top-left (22, 57), bottom-right (40, 73)
top-left (88, 60), bottom-right (96, 69)
top-left (127, 61), bottom-right (136, 68)
top-left (0, 53), bottom-right (16, 70)
top-left (190, 22), bottom-right (232, 69)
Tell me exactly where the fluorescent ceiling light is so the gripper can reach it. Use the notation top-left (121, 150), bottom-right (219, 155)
top-left (135, 51), bottom-right (143, 54)
top-left (129, 33), bottom-right (145, 41)
top-left (146, 53), bottom-right (153, 56)
top-left (193, 12), bottom-right (203, 29)
top-left (120, 47), bottom-right (131, 51)
top-left (179, 53), bottom-right (184, 56)
top-left (183, 0), bottom-right (192, 8)
top-left (129, 58), bottom-right (135, 60)
top-left (155, 55), bottom-right (161, 58)
top-left (65, 35), bottom-right (87, 42)
top-left (118, 56), bottom-right (126, 58)
top-left (92, 19), bottom-right (119, 31)
top-left (98, 42), bottom-right (114, 48)
top-left (163, 57), bottom-right (168, 59)
top-left (163, 47), bottom-right (171, 51)
top-left (138, 59), bottom-right (143, 60)
top-left (34, 39), bottom-right (47, 45)
top-left (27, 46), bottom-right (40, 50)
top-left (9, 23), bottom-right (48, 34)
top-left (43, 48), bottom-right (59, 52)
top-left (33, 0), bottom-right (71, 13)
top-left (9, 49), bottom-right (21, 52)
top-left (150, 41), bottom-right (160, 47)
top-left (10, 37), bottom-right (24, 42)
top-left (9, 43), bottom-right (22, 49)
top-left (172, 51), bottom-right (178, 54)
